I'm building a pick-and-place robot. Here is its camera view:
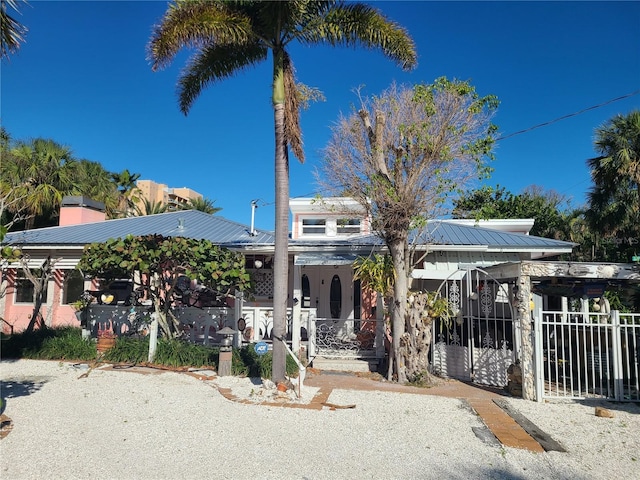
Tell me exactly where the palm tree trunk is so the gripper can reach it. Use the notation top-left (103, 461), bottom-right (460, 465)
top-left (272, 102), bottom-right (289, 383)
top-left (271, 47), bottom-right (289, 382)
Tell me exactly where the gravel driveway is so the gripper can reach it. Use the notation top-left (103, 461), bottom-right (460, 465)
top-left (1, 360), bottom-right (638, 480)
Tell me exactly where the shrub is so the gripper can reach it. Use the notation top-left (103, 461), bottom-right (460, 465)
top-left (1, 329), bottom-right (299, 378)
top-left (1, 327), bottom-right (94, 362)
top-left (235, 344), bottom-right (299, 378)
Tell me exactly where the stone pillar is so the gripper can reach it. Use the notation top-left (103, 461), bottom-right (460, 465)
top-left (218, 347), bottom-right (232, 376)
top-left (515, 272), bottom-right (535, 400)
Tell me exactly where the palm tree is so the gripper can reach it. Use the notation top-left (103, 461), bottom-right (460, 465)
top-left (586, 110), bottom-right (640, 261)
top-left (111, 169), bottom-right (142, 217)
top-left (6, 138), bottom-right (76, 229)
top-left (1, 0), bottom-right (28, 59)
top-left (182, 196), bottom-right (221, 214)
top-left (71, 159), bottom-right (120, 217)
top-left (135, 199), bottom-right (168, 216)
top-left (148, 0), bottom-right (416, 382)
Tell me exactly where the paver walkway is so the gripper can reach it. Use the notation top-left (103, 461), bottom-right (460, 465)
top-left (303, 369), bottom-right (545, 453)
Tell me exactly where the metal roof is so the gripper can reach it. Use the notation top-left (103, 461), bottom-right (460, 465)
top-left (4, 213), bottom-right (573, 254)
top-left (4, 210), bottom-right (274, 247)
top-left (415, 221), bottom-right (575, 250)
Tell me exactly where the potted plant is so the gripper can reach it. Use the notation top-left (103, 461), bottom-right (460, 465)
top-left (96, 324), bottom-right (117, 355)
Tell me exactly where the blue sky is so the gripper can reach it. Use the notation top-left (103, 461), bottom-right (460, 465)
top-left (2, 1), bottom-right (639, 231)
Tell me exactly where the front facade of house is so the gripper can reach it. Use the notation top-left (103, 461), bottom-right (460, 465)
top-left (3, 196), bottom-right (638, 402)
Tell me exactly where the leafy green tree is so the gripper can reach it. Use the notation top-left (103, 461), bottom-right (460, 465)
top-left (1, 0), bottom-right (28, 59)
top-left (76, 234), bottom-right (251, 359)
top-left (148, 0), bottom-right (416, 382)
top-left (586, 110), bottom-right (640, 262)
top-left (182, 196), bottom-right (221, 214)
top-left (453, 185), bottom-right (572, 239)
top-left (453, 185), bottom-right (601, 261)
top-left (320, 79), bottom-right (498, 383)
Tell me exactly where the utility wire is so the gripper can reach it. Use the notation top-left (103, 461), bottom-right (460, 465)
top-left (496, 89), bottom-right (640, 142)
top-left (258, 91), bottom-right (640, 206)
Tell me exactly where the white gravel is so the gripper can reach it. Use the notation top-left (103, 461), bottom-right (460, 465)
top-left (1, 360), bottom-right (639, 480)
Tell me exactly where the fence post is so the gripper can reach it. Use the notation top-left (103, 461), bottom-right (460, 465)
top-left (533, 306), bottom-right (545, 402)
top-left (308, 311), bottom-right (316, 359)
top-left (611, 310), bottom-right (623, 401)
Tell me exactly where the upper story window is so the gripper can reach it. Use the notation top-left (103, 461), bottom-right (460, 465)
top-left (302, 219), bottom-right (326, 235)
top-left (337, 218), bottom-right (361, 235)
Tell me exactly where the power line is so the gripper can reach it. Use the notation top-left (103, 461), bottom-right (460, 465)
top-left (497, 89), bottom-right (640, 142)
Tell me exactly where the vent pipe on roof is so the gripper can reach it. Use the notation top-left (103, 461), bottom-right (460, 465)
top-left (178, 218), bottom-right (184, 230)
top-left (250, 200), bottom-right (258, 236)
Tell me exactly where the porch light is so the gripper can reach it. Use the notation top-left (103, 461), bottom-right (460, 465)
top-left (254, 259), bottom-right (263, 269)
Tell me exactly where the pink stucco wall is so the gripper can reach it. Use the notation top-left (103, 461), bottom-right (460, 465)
top-left (2, 269), bottom-right (80, 334)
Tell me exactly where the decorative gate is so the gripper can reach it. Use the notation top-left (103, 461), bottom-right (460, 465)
top-left (432, 269), bottom-right (516, 387)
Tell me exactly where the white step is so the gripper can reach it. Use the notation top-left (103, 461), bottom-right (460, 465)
top-left (311, 357), bottom-right (380, 373)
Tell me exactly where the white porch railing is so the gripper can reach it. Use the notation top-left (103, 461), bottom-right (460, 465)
top-left (308, 317), bottom-right (385, 359)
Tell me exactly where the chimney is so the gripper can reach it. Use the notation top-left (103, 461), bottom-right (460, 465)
top-left (59, 196), bottom-right (106, 226)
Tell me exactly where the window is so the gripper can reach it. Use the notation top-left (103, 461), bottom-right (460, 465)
top-left (15, 277), bottom-right (35, 304)
top-left (301, 274), bottom-right (311, 308)
top-left (337, 218), bottom-right (361, 235)
top-left (302, 218), bottom-right (326, 235)
top-left (329, 275), bottom-right (342, 319)
top-left (63, 270), bottom-right (85, 305)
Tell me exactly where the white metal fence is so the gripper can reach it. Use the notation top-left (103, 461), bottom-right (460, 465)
top-left (534, 310), bottom-right (640, 402)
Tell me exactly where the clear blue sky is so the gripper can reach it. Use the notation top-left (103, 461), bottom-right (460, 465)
top-left (2, 1), bottom-right (639, 231)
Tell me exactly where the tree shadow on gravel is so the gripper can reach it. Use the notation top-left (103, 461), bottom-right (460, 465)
top-left (1, 379), bottom-right (46, 414)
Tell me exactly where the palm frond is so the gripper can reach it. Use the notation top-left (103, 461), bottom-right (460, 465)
top-left (177, 42), bottom-right (267, 114)
top-left (298, 3), bottom-right (417, 71)
top-left (148, 0), bottom-right (254, 71)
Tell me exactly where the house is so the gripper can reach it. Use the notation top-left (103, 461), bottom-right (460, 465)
top-left (2, 196), bottom-right (638, 402)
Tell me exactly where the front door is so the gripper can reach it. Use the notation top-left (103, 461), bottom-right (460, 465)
top-left (302, 265), bottom-right (353, 319)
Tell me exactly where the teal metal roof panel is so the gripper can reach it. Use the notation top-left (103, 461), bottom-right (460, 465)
top-left (4, 210), bottom-right (274, 247)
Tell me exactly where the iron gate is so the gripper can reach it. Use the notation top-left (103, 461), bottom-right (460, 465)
top-left (431, 269), bottom-right (516, 387)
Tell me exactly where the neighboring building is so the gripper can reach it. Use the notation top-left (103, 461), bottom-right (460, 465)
top-left (135, 179), bottom-right (202, 211)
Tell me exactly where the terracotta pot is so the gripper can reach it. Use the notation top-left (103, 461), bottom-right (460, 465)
top-left (96, 337), bottom-right (116, 354)
top-left (276, 382), bottom-right (288, 393)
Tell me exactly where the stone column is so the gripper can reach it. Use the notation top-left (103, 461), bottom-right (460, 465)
top-left (515, 272), bottom-right (535, 400)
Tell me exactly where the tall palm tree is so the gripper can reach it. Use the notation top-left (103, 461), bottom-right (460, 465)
top-left (1, 0), bottom-right (28, 59)
top-left (182, 196), bottom-right (221, 214)
top-left (148, 0), bottom-right (416, 382)
top-left (586, 110), bottom-right (640, 261)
